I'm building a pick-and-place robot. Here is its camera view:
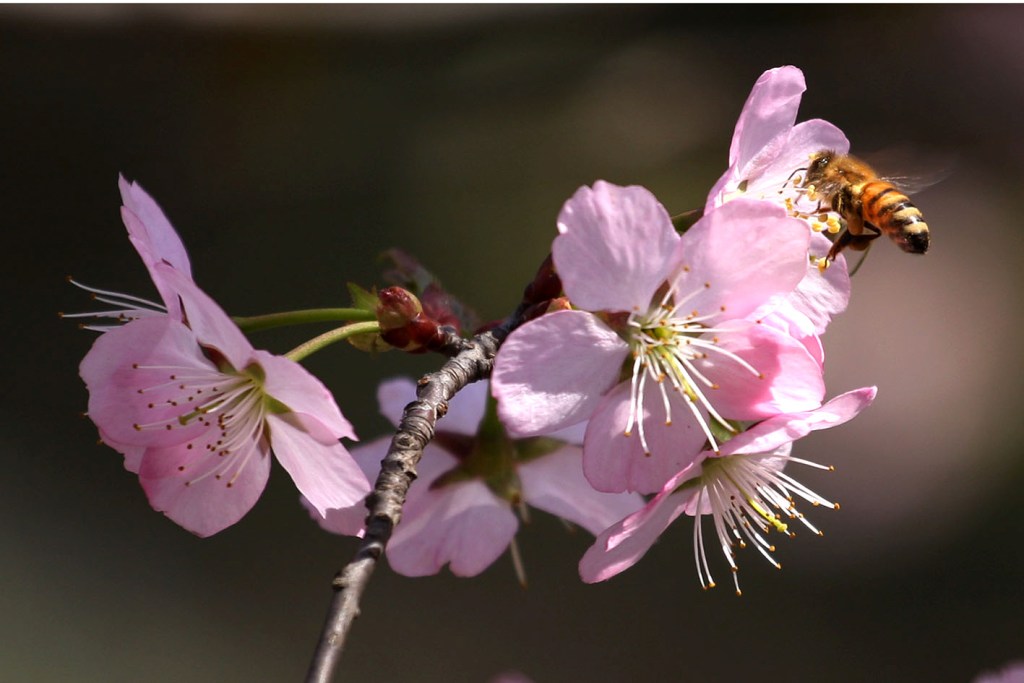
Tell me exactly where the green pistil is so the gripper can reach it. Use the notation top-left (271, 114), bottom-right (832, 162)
top-left (653, 346), bottom-right (698, 402)
top-left (719, 464), bottom-right (788, 534)
top-left (648, 325), bottom-right (674, 341)
top-left (709, 419), bottom-right (743, 448)
top-left (749, 498), bottom-right (788, 534)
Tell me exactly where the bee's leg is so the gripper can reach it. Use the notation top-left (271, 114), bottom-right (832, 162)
top-left (848, 244), bottom-right (873, 277)
top-left (828, 224), bottom-right (881, 261)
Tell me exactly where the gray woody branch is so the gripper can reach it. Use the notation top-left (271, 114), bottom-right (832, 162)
top-left (304, 309), bottom-right (531, 683)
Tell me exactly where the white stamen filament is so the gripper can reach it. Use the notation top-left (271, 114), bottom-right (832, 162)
top-left (692, 488), bottom-right (715, 590)
top-left (129, 361), bottom-right (269, 488)
top-left (64, 278), bottom-right (167, 330)
top-left (625, 280), bottom-right (762, 455)
top-left (687, 451), bottom-right (836, 596)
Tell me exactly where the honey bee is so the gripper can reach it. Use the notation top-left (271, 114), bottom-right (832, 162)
top-left (800, 150), bottom-right (930, 265)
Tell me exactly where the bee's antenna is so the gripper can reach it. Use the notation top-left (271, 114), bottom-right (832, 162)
top-left (783, 165), bottom-right (808, 185)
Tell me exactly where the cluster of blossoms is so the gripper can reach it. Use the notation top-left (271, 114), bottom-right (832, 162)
top-left (490, 65), bottom-right (876, 593)
top-left (74, 66), bottom-right (877, 594)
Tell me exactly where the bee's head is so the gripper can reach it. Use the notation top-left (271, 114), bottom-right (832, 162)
top-left (805, 151), bottom-right (834, 182)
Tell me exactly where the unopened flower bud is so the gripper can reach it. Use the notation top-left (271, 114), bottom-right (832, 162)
top-left (376, 287), bottom-right (423, 330)
top-left (377, 286), bottom-right (445, 353)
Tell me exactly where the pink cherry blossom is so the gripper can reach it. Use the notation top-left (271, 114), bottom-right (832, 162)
top-left (705, 66), bottom-right (853, 336)
top-left (80, 264), bottom-right (370, 537)
top-left (579, 387), bottom-right (877, 594)
top-left (974, 662), bottom-right (1024, 683)
top-left (68, 177), bottom-right (204, 459)
top-left (492, 181), bottom-right (825, 495)
top-left (706, 66), bottom-right (849, 212)
top-left (488, 673), bottom-right (535, 683)
top-left (308, 378), bottom-right (643, 578)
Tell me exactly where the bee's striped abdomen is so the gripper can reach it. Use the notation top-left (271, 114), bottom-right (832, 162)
top-left (860, 181), bottom-right (929, 254)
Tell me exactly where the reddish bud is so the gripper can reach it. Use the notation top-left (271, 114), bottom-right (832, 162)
top-left (377, 287), bottom-right (423, 331)
top-left (376, 286), bottom-right (445, 353)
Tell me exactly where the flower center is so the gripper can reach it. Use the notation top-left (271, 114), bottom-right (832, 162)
top-left (779, 172), bottom-right (846, 271)
top-left (623, 281), bottom-right (761, 456)
top-left (130, 360), bottom-right (269, 488)
top-left (687, 452), bottom-right (838, 596)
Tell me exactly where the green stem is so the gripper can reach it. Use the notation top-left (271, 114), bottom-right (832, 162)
top-left (286, 321), bottom-right (382, 362)
top-left (233, 308), bottom-right (375, 333)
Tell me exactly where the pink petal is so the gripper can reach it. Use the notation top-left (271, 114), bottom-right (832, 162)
top-left (546, 420), bottom-right (587, 446)
top-left (578, 484), bottom-right (690, 583)
top-left (751, 232), bottom-right (850, 341)
top-left (698, 321), bottom-right (825, 420)
top-left (672, 199), bottom-right (810, 320)
top-left (553, 181), bottom-right (679, 313)
top-left (377, 377), bottom-right (418, 428)
top-left (256, 350), bottom-right (356, 442)
top-left (80, 316), bottom-right (216, 448)
top-left (728, 66), bottom-right (806, 174)
top-left (387, 447), bottom-right (517, 577)
top-left (270, 415), bottom-right (370, 516)
top-left (139, 439), bottom-right (272, 537)
top-left (120, 444), bottom-right (145, 473)
top-left (973, 661), bottom-right (1024, 683)
top-left (304, 436), bottom-right (392, 538)
top-left (303, 496), bottom-right (366, 538)
top-left (519, 447), bottom-right (644, 535)
top-left (785, 118), bottom-right (850, 159)
top-left (582, 382), bottom-right (706, 494)
top-left (379, 373), bottom-right (491, 437)
top-left (736, 119), bottom-right (850, 201)
top-left (154, 264), bottom-right (254, 371)
top-left (723, 386), bottom-right (878, 456)
top-left (92, 424), bottom-right (145, 473)
top-left (755, 315), bottom-right (825, 367)
top-left (492, 310), bottom-right (627, 437)
top-left (797, 231), bottom-right (853, 328)
top-left (437, 378), bottom-right (489, 437)
top-left (118, 175), bottom-right (193, 278)
top-left (705, 66), bottom-right (808, 208)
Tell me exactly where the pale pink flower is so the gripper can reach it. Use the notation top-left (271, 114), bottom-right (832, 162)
top-left (706, 66), bottom-right (852, 336)
top-left (80, 263), bottom-right (370, 537)
top-left (309, 378), bottom-right (642, 578)
top-left (974, 662), bottom-right (1024, 683)
top-left (68, 177), bottom-right (200, 463)
top-left (488, 673), bottom-right (535, 683)
top-left (492, 181), bottom-right (825, 495)
top-left (706, 66), bottom-right (849, 212)
top-left (579, 387), bottom-right (877, 594)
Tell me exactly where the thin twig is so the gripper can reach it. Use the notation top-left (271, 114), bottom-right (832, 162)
top-left (304, 312), bottom-right (526, 683)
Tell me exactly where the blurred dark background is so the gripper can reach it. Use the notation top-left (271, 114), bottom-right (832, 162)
top-left (5, 5), bottom-right (1024, 682)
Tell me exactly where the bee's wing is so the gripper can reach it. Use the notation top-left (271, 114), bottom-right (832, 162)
top-left (861, 145), bottom-right (956, 195)
top-left (880, 168), bottom-right (954, 195)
